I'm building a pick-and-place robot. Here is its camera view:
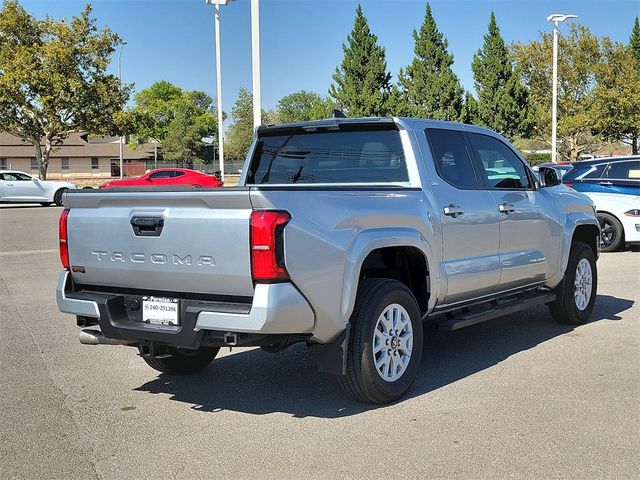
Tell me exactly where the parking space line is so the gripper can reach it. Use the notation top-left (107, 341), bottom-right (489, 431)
top-left (0, 249), bottom-right (58, 257)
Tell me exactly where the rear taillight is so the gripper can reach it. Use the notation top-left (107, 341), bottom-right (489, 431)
top-left (250, 210), bottom-right (290, 282)
top-left (59, 208), bottom-right (70, 270)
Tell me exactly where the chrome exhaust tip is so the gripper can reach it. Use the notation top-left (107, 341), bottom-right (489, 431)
top-left (79, 329), bottom-right (135, 346)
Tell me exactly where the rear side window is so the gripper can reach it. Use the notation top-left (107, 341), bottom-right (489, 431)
top-left (604, 160), bottom-right (640, 180)
top-left (247, 129), bottom-right (408, 184)
top-left (425, 129), bottom-right (479, 189)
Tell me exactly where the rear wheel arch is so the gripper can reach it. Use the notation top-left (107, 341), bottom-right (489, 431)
top-left (358, 246), bottom-right (430, 314)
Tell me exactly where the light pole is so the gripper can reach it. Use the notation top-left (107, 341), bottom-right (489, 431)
top-left (251, 0), bottom-right (261, 130)
top-left (546, 13), bottom-right (577, 163)
top-left (118, 41), bottom-right (127, 179)
top-left (206, 0), bottom-right (235, 180)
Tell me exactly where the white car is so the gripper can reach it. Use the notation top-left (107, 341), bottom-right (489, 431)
top-left (0, 170), bottom-right (76, 206)
top-left (583, 192), bottom-right (640, 252)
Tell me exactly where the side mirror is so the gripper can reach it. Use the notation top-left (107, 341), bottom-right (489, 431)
top-left (538, 166), bottom-right (562, 187)
top-left (146, 176), bottom-right (152, 182)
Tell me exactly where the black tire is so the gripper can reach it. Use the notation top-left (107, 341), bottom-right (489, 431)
top-left (548, 241), bottom-right (597, 325)
top-left (53, 188), bottom-right (67, 206)
top-left (40, 202), bottom-right (52, 207)
top-left (598, 212), bottom-right (624, 252)
top-left (339, 278), bottom-right (423, 404)
top-left (143, 346), bottom-right (219, 374)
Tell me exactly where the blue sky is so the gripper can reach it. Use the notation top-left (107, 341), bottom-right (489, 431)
top-left (20, 0), bottom-right (640, 117)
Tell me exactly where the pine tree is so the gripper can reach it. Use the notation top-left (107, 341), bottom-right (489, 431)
top-left (460, 91), bottom-right (478, 124)
top-left (397, 2), bottom-right (464, 120)
top-left (329, 4), bottom-right (391, 117)
top-left (631, 16), bottom-right (640, 67)
top-left (471, 12), bottom-right (533, 138)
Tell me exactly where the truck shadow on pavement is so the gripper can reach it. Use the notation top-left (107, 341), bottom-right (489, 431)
top-left (134, 294), bottom-right (633, 418)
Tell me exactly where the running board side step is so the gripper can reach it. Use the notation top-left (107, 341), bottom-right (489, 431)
top-left (437, 291), bottom-right (556, 331)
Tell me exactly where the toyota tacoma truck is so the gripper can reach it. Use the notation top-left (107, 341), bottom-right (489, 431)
top-left (56, 117), bottom-right (600, 404)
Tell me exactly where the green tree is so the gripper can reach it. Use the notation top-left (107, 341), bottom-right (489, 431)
top-left (471, 12), bottom-right (533, 138)
top-left (397, 2), bottom-right (464, 120)
top-left (460, 91), bottom-right (479, 124)
top-left (225, 88), bottom-right (254, 160)
top-left (329, 4), bottom-right (391, 117)
top-left (162, 92), bottom-right (217, 163)
top-left (592, 39), bottom-right (640, 154)
top-left (513, 25), bottom-right (603, 161)
top-left (132, 81), bottom-right (219, 163)
top-left (0, 1), bottom-right (130, 179)
top-left (276, 90), bottom-right (334, 123)
top-left (631, 16), bottom-right (640, 65)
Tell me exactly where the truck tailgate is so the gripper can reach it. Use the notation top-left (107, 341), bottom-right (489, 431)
top-left (65, 188), bottom-right (254, 297)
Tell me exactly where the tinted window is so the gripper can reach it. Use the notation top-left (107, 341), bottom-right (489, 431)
top-left (149, 171), bottom-right (174, 179)
top-left (563, 163), bottom-right (603, 182)
top-left (248, 129), bottom-right (408, 184)
top-left (468, 133), bottom-right (531, 189)
top-left (425, 129), bottom-right (479, 189)
top-left (604, 160), bottom-right (640, 180)
top-left (173, 171), bottom-right (185, 177)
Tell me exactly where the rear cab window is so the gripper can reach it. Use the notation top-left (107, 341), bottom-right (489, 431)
top-left (247, 126), bottom-right (409, 185)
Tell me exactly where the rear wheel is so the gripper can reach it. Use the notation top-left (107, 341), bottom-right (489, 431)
top-left (143, 346), bottom-right (219, 374)
top-left (548, 241), bottom-right (597, 325)
top-left (597, 212), bottom-right (624, 252)
top-left (53, 188), bottom-right (67, 206)
top-left (339, 278), bottom-right (423, 404)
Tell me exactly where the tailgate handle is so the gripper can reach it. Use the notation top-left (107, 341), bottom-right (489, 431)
top-left (130, 216), bottom-right (164, 237)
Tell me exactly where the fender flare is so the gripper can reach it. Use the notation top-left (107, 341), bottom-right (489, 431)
top-left (340, 227), bottom-right (435, 322)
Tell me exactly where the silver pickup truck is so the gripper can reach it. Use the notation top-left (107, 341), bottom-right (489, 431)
top-left (56, 117), bottom-right (600, 404)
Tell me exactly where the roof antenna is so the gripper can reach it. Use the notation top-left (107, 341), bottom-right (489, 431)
top-left (331, 109), bottom-right (347, 119)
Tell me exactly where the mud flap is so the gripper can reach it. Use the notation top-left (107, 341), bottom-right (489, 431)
top-left (313, 325), bottom-right (350, 375)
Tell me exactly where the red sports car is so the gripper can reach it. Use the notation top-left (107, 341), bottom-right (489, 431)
top-left (99, 168), bottom-right (223, 189)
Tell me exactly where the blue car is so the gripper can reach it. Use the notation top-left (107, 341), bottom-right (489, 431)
top-left (563, 157), bottom-right (640, 195)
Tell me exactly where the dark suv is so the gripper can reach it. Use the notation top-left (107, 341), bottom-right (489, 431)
top-left (563, 157), bottom-right (640, 195)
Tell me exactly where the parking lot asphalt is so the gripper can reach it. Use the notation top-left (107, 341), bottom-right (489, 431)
top-left (1, 203), bottom-right (639, 479)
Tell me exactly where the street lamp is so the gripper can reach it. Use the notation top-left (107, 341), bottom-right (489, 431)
top-left (206, 0), bottom-right (236, 180)
top-left (547, 13), bottom-right (577, 164)
top-left (118, 41), bottom-right (127, 179)
top-left (251, 0), bottom-right (261, 131)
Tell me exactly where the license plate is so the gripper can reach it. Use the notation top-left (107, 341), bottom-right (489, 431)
top-left (142, 296), bottom-right (179, 326)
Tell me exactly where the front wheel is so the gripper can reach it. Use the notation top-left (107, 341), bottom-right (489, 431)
top-left (598, 212), bottom-right (624, 252)
top-left (548, 241), bottom-right (597, 325)
top-left (143, 346), bottom-right (219, 374)
top-left (339, 278), bottom-right (423, 404)
top-left (53, 188), bottom-right (67, 206)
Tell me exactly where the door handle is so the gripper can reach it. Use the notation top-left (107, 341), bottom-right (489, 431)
top-left (6, 183), bottom-right (14, 186)
top-left (599, 181), bottom-right (613, 186)
top-left (443, 204), bottom-right (464, 217)
top-left (498, 203), bottom-right (516, 214)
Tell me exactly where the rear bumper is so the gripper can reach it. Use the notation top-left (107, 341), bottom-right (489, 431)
top-left (56, 271), bottom-right (315, 347)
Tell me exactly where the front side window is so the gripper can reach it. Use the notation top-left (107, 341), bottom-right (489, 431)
top-left (468, 133), bottom-right (531, 189)
top-left (425, 128), bottom-right (479, 189)
top-left (2, 172), bottom-right (32, 181)
top-left (31, 157), bottom-right (38, 170)
top-left (248, 129), bottom-right (408, 184)
top-left (61, 157), bottom-right (69, 170)
top-left (149, 171), bottom-right (173, 179)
